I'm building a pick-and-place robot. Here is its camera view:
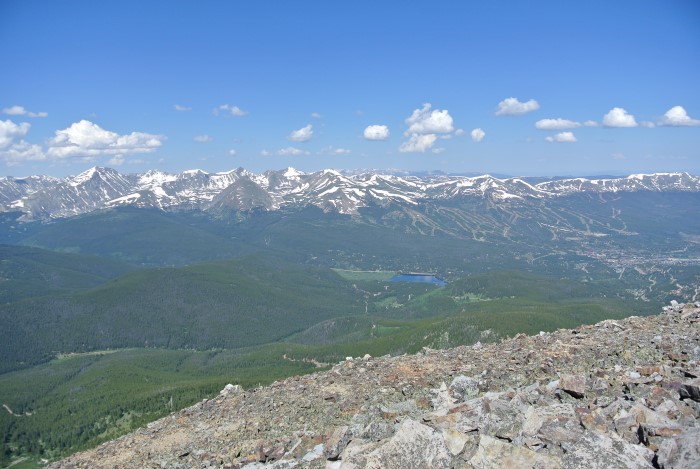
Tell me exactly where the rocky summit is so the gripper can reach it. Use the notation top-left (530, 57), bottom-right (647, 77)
top-left (53, 303), bottom-right (700, 469)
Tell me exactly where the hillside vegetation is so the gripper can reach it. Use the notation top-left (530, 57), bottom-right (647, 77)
top-left (1, 191), bottom-right (698, 466)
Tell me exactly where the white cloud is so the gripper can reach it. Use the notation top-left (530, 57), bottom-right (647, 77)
top-left (470, 128), bottom-right (486, 143)
top-left (432, 147), bottom-right (446, 154)
top-left (364, 124), bottom-right (390, 141)
top-left (535, 118), bottom-right (581, 130)
top-left (319, 146), bottom-right (352, 155)
top-left (602, 107), bottom-right (638, 128)
top-left (399, 133), bottom-right (437, 153)
top-left (405, 103), bottom-right (454, 135)
top-left (194, 134), bottom-right (212, 143)
top-left (495, 97), bottom-right (540, 116)
top-left (289, 124), bottom-right (313, 142)
top-left (311, 112), bottom-right (322, 119)
top-left (229, 106), bottom-right (247, 117)
top-left (260, 149), bottom-right (271, 156)
top-left (47, 120), bottom-right (164, 159)
top-left (174, 104), bottom-right (191, 111)
top-left (0, 120), bottom-right (30, 148)
top-left (398, 103), bottom-right (455, 153)
top-left (0, 140), bottom-right (46, 164)
top-left (583, 120), bottom-right (599, 127)
top-left (228, 149), bottom-right (237, 156)
top-left (2, 106), bottom-right (26, 116)
top-left (215, 104), bottom-right (248, 117)
top-left (2, 105), bottom-right (47, 118)
top-left (545, 131), bottom-right (577, 143)
top-left (278, 146), bottom-right (308, 156)
top-left (640, 121), bottom-right (656, 128)
top-left (658, 105), bottom-right (700, 126)
top-left (455, 128), bottom-right (465, 136)
top-left (108, 155), bottom-right (125, 166)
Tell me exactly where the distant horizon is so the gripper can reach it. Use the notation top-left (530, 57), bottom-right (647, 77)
top-left (4, 163), bottom-right (698, 182)
top-left (2, 1), bottom-right (698, 178)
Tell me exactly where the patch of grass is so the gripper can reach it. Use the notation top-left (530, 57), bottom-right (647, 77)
top-left (332, 269), bottom-right (396, 282)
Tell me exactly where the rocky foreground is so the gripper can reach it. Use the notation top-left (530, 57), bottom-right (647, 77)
top-left (54, 302), bottom-right (700, 469)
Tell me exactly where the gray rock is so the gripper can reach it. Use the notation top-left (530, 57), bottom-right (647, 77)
top-left (359, 420), bottom-right (394, 442)
top-left (559, 374), bottom-right (586, 398)
top-left (656, 428), bottom-right (700, 469)
top-left (324, 425), bottom-right (351, 460)
top-left (561, 431), bottom-right (655, 468)
top-left (450, 375), bottom-right (480, 402)
top-left (363, 419), bottom-right (452, 469)
top-left (469, 435), bottom-right (562, 469)
top-left (679, 379), bottom-right (700, 402)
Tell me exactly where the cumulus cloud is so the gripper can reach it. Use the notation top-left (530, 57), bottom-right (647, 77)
top-left (496, 97), bottom-right (540, 116)
top-left (2, 105), bottom-right (47, 118)
top-left (289, 124), bottom-right (313, 142)
top-left (658, 105), bottom-right (700, 126)
top-left (363, 124), bottom-right (390, 141)
top-left (535, 118), bottom-right (581, 130)
top-left (108, 155), bottom-right (125, 166)
top-left (405, 103), bottom-right (454, 135)
top-left (277, 146), bottom-right (308, 156)
top-left (455, 128), bottom-right (465, 136)
top-left (46, 120), bottom-right (164, 159)
top-left (470, 128), bottom-right (486, 143)
top-left (399, 133), bottom-right (437, 153)
top-left (0, 140), bottom-right (46, 164)
top-left (602, 107), bottom-right (637, 128)
top-left (194, 134), bottom-right (212, 143)
top-left (0, 120), bottom-right (31, 148)
top-left (545, 131), bottom-right (577, 143)
top-left (0, 119), bottom-right (48, 163)
top-left (398, 103), bottom-right (455, 153)
top-left (174, 104), bottom-right (191, 111)
top-left (215, 104), bottom-right (248, 117)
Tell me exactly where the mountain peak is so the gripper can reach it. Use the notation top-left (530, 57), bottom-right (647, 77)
top-left (3, 167), bottom-right (700, 221)
top-left (69, 166), bottom-right (113, 186)
top-left (283, 167), bottom-right (304, 178)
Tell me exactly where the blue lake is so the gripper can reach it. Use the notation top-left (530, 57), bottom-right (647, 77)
top-left (389, 274), bottom-right (447, 286)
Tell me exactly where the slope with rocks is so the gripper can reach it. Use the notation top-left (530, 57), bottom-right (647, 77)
top-left (52, 302), bottom-right (700, 468)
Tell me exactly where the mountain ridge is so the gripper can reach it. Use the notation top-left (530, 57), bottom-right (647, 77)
top-left (2, 167), bottom-right (699, 221)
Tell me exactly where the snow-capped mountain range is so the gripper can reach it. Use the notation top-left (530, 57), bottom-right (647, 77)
top-left (1, 167), bottom-right (699, 221)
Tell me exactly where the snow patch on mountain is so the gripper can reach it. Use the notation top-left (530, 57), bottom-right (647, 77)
top-left (2, 168), bottom-right (699, 221)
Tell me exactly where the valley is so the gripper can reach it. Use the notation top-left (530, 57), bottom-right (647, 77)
top-left (0, 168), bottom-right (699, 466)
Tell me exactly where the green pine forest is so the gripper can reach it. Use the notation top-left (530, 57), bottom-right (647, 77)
top-left (1, 200), bottom-right (698, 467)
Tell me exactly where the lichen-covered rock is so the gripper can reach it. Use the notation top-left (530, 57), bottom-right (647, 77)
top-left (559, 373), bottom-right (586, 398)
top-left (362, 419), bottom-right (451, 469)
top-left (469, 435), bottom-right (562, 469)
top-left (450, 375), bottom-right (480, 402)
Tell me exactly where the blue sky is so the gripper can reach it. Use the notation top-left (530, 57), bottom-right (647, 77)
top-left (1, 0), bottom-right (699, 177)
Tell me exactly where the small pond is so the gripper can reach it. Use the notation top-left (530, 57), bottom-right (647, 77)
top-left (389, 274), bottom-right (447, 286)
